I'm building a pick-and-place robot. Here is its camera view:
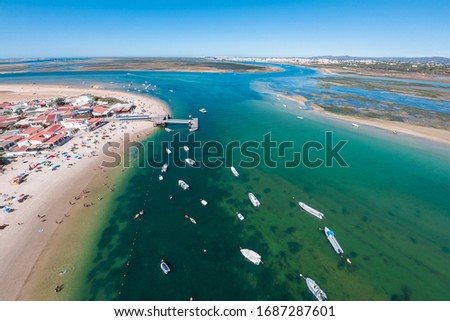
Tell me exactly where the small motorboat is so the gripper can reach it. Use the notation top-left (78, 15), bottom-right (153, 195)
top-left (185, 158), bottom-right (196, 166)
top-left (240, 247), bottom-right (262, 265)
top-left (178, 180), bottom-right (190, 190)
top-left (161, 163), bottom-right (168, 173)
top-left (166, 147), bottom-right (172, 154)
top-left (248, 192), bottom-right (261, 207)
top-left (230, 166), bottom-right (239, 177)
top-left (200, 199), bottom-right (208, 206)
top-left (300, 274), bottom-right (327, 301)
top-left (160, 259), bottom-right (170, 274)
top-left (199, 108), bottom-right (207, 114)
top-left (185, 215), bottom-right (197, 224)
top-left (352, 123), bottom-right (360, 128)
top-left (134, 210), bottom-right (144, 219)
top-left (158, 175), bottom-right (164, 181)
top-left (165, 128), bottom-right (174, 132)
top-left (183, 146), bottom-right (189, 152)
top-left (236, 212), bottom-right (244, 221)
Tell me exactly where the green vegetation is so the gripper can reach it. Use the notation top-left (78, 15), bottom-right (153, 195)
top-left (91, 96), bottom-right (124, 104)
top-left (316, 77), bottom-right (450, 101)
top-left (54, 97), bottom-right (66, 106)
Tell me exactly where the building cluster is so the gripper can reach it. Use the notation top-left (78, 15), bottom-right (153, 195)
top-left (218, 57), bottom-right (446, 68)
top-left (0, 95), bottom-right (135, 156)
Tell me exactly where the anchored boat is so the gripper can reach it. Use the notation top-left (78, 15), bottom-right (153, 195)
top-left (178, 180), bottom-right (190, 190)
top-left (236, 212), bottom-right (244, 221)
top-left (230, 166), bottom-right (239, 177)
top-left (185, 215), bottom-right (197, 224)
top-left (248, 192), bottom-right (260, 207)
top-left (324, 227), bottom-right (344, 254)
top-left (160, 259), bottom-right (171, 274)
top-left (300, 274), bottom-right (327, 301)
top-left (240, 248), bottom-right (262, 265)
top-left (185, 158), bottom-right (196, 166)
top-left (161, 163), bottom-right (168, 173)
top-left (298, 202), bottom-right (325, 220)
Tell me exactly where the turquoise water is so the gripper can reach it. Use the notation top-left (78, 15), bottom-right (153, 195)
top-left (1, 65), bottom-right (449, 300)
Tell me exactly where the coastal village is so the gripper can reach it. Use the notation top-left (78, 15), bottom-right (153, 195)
top-left (0, 94), bottom-right (136, 157)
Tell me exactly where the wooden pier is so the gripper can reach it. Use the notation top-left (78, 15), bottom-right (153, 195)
top-left (104, 115), bottom-right (198, 131)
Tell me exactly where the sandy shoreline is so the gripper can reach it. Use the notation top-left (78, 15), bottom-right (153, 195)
top-left (279, 93), bottom-right (450, 145)
top-left (0, 84), bottom-right (168, 300)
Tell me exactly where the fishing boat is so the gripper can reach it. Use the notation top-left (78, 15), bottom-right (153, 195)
top-left (165, 128), bottom-right (174, 132)
top-left (236, 212), bottom-right (244, 220)
top-left (161, 163), bottom-right (168, 173)
top-left (352, 123), bottom-right (360, 128)
top-left (166, 147), bottom-right (172, 154)
top-left (178, 180), bottom-right (189, 190)
top-left (160, 259), bottom-right (170, 274)
top-left (300, 274), bottom-right (328, 301)
top-left (248, 192), bottom-right (260, 207)
top-left (185, 215), bottom-right (197, 224)
top-left (230, 166), bottom-right (239, 177)
top-left (298, 202), bottom-right (325, 220)
top-left (200, 199), bottom-right (208, 206)
top-left (199, 108), bottom-right (207, 113)
top-left (324, 227), bottom-right (344, 254)
top-left (240, 248), bottom-right (262, 265)
top-left (185, 158), bottom-right (196, 166)
top-left (183, 146), bottom-right (189, 152)
top-left (158, 175), bottom-right (164, 181)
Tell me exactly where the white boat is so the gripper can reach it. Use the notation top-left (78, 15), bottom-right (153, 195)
top-left (161, 163), bottom-right (168, 173)
top-left (183, 146), bottom-right (189, 152)
top-left (283, 104), bottom-right (287, 108)
top-left (200, 199), bottom-right (208, 206)
top-left (199, 108), bottom-right (207, 113)
top-left (160, 260), bottom-right (170, 274)
top-left (230, 166), bottom-right (239, 177)
top-left (324, 227), bottom-right (344, 254)
top-left (352, 123), bottom-right (360, 128)
top-left (297, 116), bottom-right (304, 119)
top-left (248, 192), bottom-right (260, 207)
top-left (301, 275), bottom-right (327, 301)
top-left (236, 212), bottom-right (244, 220)
top-left (165, 128), bottom-right (174, 132)
top-left (158, 175), bottom-right (164, 181)
top-left (178, 180), bottom-right (189, 190)
top-left (185, 215), bottom-right (197, 224)
top-left (240, 248), bottom-right (262, 265)
top-left (185, 158), bottom-right (196, 166)
top-left (298, 202), bottom-right (325, 220)
top-left (166, 147), bottom-right (172, 154)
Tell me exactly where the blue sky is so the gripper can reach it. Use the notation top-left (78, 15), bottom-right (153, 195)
top-left (1, 0), bottom-right (449, 58)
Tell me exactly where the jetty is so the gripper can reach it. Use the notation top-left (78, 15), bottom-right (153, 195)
top-left (104, 115), bottom-right (198, 131)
